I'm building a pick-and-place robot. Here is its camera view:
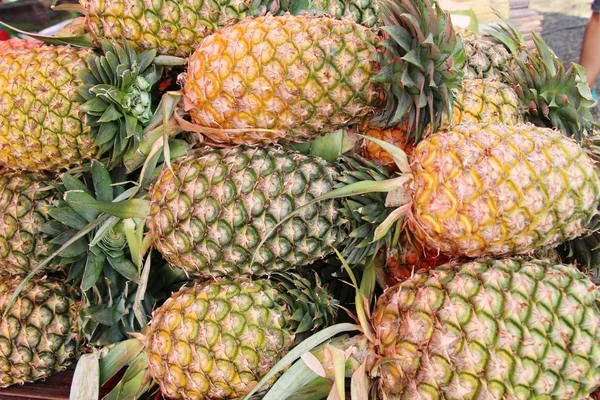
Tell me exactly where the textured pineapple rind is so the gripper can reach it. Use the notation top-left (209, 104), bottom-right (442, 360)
top-left (146, 279), bottom-right (299, 399)
top-left (148, 146), bottom-right (345, 277)
top-left (183, 14), bottom-right (381, 144)
top-left (373, 258), bottom-right (600, 399)
top-left (82, 0), bottom-right (287, 57)
top-left (0, 43), bottom-right (97, 171)
top-left (458, 28), bottom-right (514, 80)
top-left (453, 79), bottom-right (521, 126)
top-left (0, 172), bottom-right (59, 276)
top-left (412, 123), bottom-right (600, 257)
top-left (0, 276), bottom-right (78, 388)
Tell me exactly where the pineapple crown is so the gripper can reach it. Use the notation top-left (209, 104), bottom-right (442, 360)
top-left (37, 162), bottom-right (183, 345)
top-left (270, 272), bottom-right (338, 339)
top-left (335, 155), bottom-right (396, 265)
top-left (77, 41), bottom-right (163, 169)
top-left (373, 0), bottom-right (465, 142)
top-left (486, 15), bottom-right (596, 141)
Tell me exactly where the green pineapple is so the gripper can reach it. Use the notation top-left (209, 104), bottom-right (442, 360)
top-left (0, 171), bottom-right (62, 276)
top-left (146, 146), bottom-right (389, 278)
top-left (0, 275), bottom-right (79, 387)
top-left (373, 258), bottom-right (600, 398)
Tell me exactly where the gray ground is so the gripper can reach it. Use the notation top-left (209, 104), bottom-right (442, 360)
top-left (540, 12), bottom-right (600, 119)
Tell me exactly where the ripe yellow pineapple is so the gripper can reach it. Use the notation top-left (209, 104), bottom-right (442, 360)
top-left (81, 0), bottom-right (287, 57)
top-left (181, 0), bottom-right (463, 145)
top-left (0, 40), bottom-right (97, 171)
top-left (395, 123), bottom-right (600, 257)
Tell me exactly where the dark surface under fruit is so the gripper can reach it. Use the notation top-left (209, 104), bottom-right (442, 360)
top-left (0, 369), bottom-right (164, 399)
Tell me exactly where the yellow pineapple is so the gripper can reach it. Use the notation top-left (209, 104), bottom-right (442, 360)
top-left (359, 123), bottom-right (600, 258)
top-left (180, 0), bottom-right (463, 145)
top-left (0, 40), bottom-right (97, 171)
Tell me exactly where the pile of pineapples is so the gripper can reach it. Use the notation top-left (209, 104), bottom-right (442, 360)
top-left (1, 0), bottom-right (600, 398)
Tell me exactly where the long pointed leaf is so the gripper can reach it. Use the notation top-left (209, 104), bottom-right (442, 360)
top-left (242, 323), bottom-right (360, 399)
top-left (99, 339), bottom-right (145, 386)
top-left (70, 352), bottom-right (100, 400)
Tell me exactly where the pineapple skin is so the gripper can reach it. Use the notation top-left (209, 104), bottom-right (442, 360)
top-left (0, 276), bottom-right (78, 388)
top-left (458, 28), bottom-right (514, 80)
top-left (183, 14), bottom-right (381, 144)
top-left (303, 0), bottom-right (380, 28)
top-left (452, 79), bottom-right (521, 126)
top-left (0, 172), bottom-right (60, 276)
top-left (373, 258), bottom-right (600, 399)
top-left (0, 42), bottom-right (97, 172)
top-left (145, 278), bottom-right (329, 399)
top-left (81, 0), bottom-right (287, 57)
top-left (147, 147), bottom-right (345, 278)
top-left (411, 123), bottom-right (600, 257)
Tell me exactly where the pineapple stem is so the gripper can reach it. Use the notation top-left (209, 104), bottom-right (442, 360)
top-left (124, 95), bottom-right (183, 172)
top-left (153, 55), bottom-right (188, 66)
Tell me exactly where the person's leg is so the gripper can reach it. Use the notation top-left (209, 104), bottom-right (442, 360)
top-left (580, 4), bottom-right (600, 90)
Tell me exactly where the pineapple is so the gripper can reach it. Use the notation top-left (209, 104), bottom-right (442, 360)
top-left (362, 123), bottom-right (414, 173)
top-left (451, 79), bottom-right (521, 126)
top-left (144, 275), bottom-right (335, 399)
top-left (405, 123), bottom-right (600, 257)
top-left (384, 232), bottom-right (452, 285)
top-left (0, 38), bottom-right (42, 52)
top-left (81, 0), bottom-right (288, 57)
top-left (363, 78), bottom-right (521, 171)
top-left (0, 275), bottom-right (79, 387)
top-left (181, 0), bottom-right (463, 145)
top-left (373, 258), bottom-right (600, 398)
top-left (147, 146), bottom-right (389, 277)
top-left (0, 40), bottom-right (97, 171)
top-left (0, 171), bottom-right (61, 276)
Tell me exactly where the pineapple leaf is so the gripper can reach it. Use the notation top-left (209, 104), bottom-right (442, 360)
top-left (350, 362), bottom-right (370, 400)
top-left (92, 161), bottom-right (114, 202)
top-left (64, 191), bottom-right (151, 219)
top-left (64, 190), bottom-right (101, 223)
top-left (70, 352), bottom-right (100, 400)
top-left (98, 339), bottom-right (145, 386)
top-left (0, 19), bottom-right (92, 46)
top-left (107, 256), bottom-right (139, 282)
top-left (48, 207), bottom-right (88, 230)
top-left (103, 352), bottom-right (151, 400)
top-left (243, 323), bottom-right (361, 400)
top-left (264, 359), bottom-right (326, 400)
top-left (133, 254), bottom-right (152, 327)
top-left (82, 250), bottom-right (107, 291)
top-left (62, 173), bottom-right (91, 194)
